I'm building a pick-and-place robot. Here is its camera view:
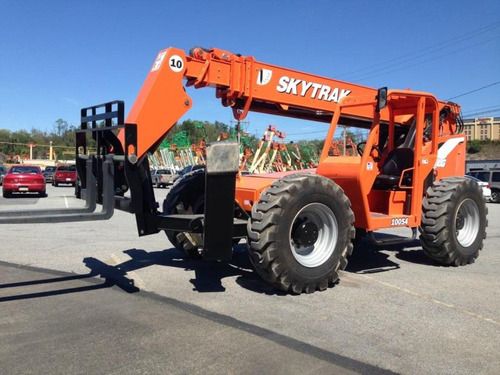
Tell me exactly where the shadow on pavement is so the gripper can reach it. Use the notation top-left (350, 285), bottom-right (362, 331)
top-left (1, 193), bottom-right (42, 199)
top-left (84, 245), bottom-right (281, 295)
top-left (0, 232), bottom-right (436, 301)
top-left (346, 232), bottom-right (436, 273)
top-left (0, 246), bottom-right (274, 301)
top-left (0, 268), bottom-right (112, 303)
top-left (0, 263), bottom-right (396, 375)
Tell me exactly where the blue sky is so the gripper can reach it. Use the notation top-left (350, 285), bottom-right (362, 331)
top-left (1, 0), bottom-right (499, 142)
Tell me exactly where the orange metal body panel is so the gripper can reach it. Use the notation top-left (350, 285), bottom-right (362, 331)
top-left (126, 48), bottom-right (193, 157)
top-left (434, 134), bottom-right (466, 180)
top-left (316, 155), bottom-right (367, 225)
top-left (368, 190), bottom-right (408, 215)
top-left (235, 169), bottom-right (316, 211)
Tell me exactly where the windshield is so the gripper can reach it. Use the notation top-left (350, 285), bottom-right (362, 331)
top-left (9, 166), bottom-right (40, 174)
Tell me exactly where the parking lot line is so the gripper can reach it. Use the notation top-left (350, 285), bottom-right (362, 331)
top-left (358, 273), bottom-right (500, 326)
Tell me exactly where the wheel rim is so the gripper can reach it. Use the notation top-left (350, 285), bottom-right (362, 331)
top-left (289, 203), bottom-right (338, 268)
top-left (455, 198), bottom-right (480, 247)
top-left (491, 191), bottom-right (499, 202)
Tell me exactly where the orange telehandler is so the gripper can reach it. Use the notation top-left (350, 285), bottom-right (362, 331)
top-left (0, 46), bottom-right (488, 294)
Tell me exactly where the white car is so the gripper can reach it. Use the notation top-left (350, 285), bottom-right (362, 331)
top-left (465, 175), bottom-right (491, 201)
top-left (151, 169), bottom-right (175, 188)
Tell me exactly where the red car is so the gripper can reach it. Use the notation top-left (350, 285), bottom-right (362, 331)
top-left (53, 165), bottom-right (77, 186)
top-left (2, 165), bottom-right (46, 198)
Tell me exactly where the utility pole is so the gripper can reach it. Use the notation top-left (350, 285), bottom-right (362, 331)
top-left (27, 142), bottom-right (36, 160)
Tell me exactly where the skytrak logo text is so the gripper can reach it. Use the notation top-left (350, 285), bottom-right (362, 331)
top-left (276, 76), bottom-right (351, 103)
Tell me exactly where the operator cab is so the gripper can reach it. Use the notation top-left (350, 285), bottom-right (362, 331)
top-left (373, 121), bottom-right (416, 190)
top-left (317, 88), bottom-right (442, 232)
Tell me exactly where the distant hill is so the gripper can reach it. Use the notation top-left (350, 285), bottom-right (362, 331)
top-left (466, 141), bottom-right (500, 161)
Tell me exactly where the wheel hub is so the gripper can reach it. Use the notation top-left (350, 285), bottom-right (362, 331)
top-left (292, 221), bottom-right (319, 247)
top-left (456, 214), bottom-right (465, 230)
top-left (455, 198), bottom-right (480, 248)
top-left (289, 202), bottom-right (339, 268)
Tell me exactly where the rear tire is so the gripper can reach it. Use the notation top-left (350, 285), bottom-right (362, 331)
top-left (3, 190), bottom-right (11, 198)
top-left (163, 169), bottom-right (206, 257)
top-left (75, 183), bottom-right (81, 199)
top-left (419, 177), bottom-right (488, 266)
top-left (248, 173), bottom-right (355, 294)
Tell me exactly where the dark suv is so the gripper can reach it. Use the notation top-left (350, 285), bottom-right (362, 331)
top-left (0, 164), bottom-right (6, 186)
top-left (43, 166), bottom-right (56, 182)
top-left (468, 169), bottom-right (500, 203)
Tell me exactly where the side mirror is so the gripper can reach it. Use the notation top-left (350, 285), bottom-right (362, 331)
top-left (376, 87), bottom-right (388, 112)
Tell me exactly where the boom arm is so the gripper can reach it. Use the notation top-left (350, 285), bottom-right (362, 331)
top-left (126, 47), bottom-right (380, 159)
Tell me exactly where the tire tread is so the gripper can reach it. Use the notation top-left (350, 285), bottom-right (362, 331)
top-left (248, 173), bottom-right (354, 294)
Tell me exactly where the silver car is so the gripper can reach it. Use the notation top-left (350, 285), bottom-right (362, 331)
top-left (465, 175), bottom-right (492, 202)
top-left (151, 169), bottom-right (174, 188)
top-left (43, 166), bottom-right (56, 183)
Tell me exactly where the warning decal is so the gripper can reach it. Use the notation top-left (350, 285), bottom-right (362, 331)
top-left (151, 51), bottom-right (167, 72)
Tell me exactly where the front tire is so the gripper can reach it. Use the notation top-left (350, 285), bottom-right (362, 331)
top-left (248, 173), bottom-right (355, 294)
top-left (419, 177), bottom-right (488, 266)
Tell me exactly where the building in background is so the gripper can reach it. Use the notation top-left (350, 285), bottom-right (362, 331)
top-left (463, 117), bottom-right (500, 141)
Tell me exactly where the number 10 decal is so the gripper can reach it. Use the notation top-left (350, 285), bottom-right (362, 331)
top-left (169, 55), bottom-right (184, 72)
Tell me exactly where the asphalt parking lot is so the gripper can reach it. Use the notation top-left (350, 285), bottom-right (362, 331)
top-left (0, 184), bottom-right (499, 374)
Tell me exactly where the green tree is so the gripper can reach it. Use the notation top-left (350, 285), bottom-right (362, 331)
top-left (467, 140), bottom-right (481, 154)
top-left (53, 118), bottom-right (69, 137)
